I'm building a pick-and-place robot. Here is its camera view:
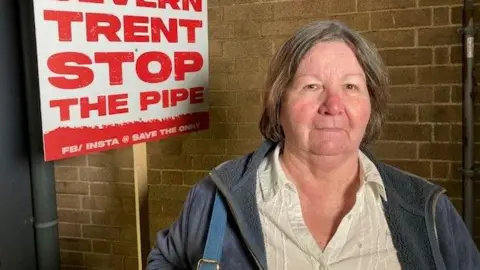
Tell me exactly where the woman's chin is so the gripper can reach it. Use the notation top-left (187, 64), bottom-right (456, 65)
top-left (309, 140), bottom-right (350, 156)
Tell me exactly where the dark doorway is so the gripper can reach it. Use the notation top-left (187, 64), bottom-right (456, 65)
top-left (0, 1), bottom-right (37, 269)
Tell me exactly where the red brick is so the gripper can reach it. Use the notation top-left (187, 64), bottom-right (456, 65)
top-left (183, 139), bottom-right (226, 155)
top-left (208, 7), bottom-right (223, 24)
top-left (116, 169), bottom-right (134, 183)
top-left (419, 105), bottom-right (462, 123)
top-left (379, 124), bottom-right (432, 141)
top-left (60, 251), bottom-right (84, 266)
top-left (148, 137), bottom-right (183, 155)
top-left (379, 48), bottom-right (432, 66)
top-left (148, 154), bottom-right (192, 170)
top-left (113, 242), bottom-right (137, 256)
top-left (418, 66), bottom-right (462, 84)
top-left (363, 30), bottom-right (415, 48)
top-left (87, 148), bottom-right (133, 168)
top-left (433, 125), bottom-right (452, 142)
top-left (209, 40), bottom-right (223, 57)
top-left (386, 105), bottom-right (417, 122)
top-left (419, 143), bottom-right (462, 160)
top-left (434, 7), bottom-right (450, 25)
top-left (210, 124), bottom-right (239, 139)
top-left (184, 171), bottom-right (208, 186)
top-left (55, 167), bottom-right (78, 181)
top-left (79, 167), bottom-right (113, 182)
top-left (434, 47), bottom-right (450, 65)
top-left (84, 254), bottom-right (123, 269)
top-left (418, 27), bottom-right (461, 46)
top-left (58, 223), bottom-right (81, 237)
top-left (210, 57), bottom-right (235, 74)
top-left (226, 73), bottom-right (265, 91)
top-left (371, 9), bottom-right (432, 29)
top-left (224, 40), bottom-right (273, 56)
top-left (82, 196), bottom-right (122, 211)
top-left (83, 225), bottom-right (122, 240)
top-left (388, 86), bottom-right (434, 104)
top-left (368, 142), bottom-right (418, 159)
top-left (209, 24), bottom-right (234, 39)
top-left (121, 198), bottom-right (136, 214)
top-left (235, 56), bottom-right (271, 73)
top-left (210, 107), bottom-right (228, 123)
top-left (261, 19), bottom-right (313, 37)
top-left (432, 161), bottom-right (451, 179)
top-left (159, 170), bottom-right (183, 185)
top-left (419, 0), bottom-right (462, 6)
top-left (56, 182), bottom-right (88, 195)
top-left (238, 123), bottom-right (263, 140)
top-left (60, 238), bottom-right (91, 252)
top-left (90, 183), bottom-right (134, 197)
top-left (224, 4), bottom-right (274, 21)
top-left (331, 13), bottom-right (370, 31)
top-left (226, 106), bottom-right (262, 123)
top-left (234, 21), bottom-right (262, 38)
top-left (92, 240), bottom-right (112, 253)
top-left (237, 92), bottom-right (263, 107)
top-left (54, 156), bottom-right (86, 167)
top-left (57, 195), bottom-right (81, 209)
top-left (209, 92), bottom-right (237, 107)
top-left (124, 257), bottom-right (138, 270)
top-left (358, 0), bottom-right (416, 11)
top-left (273, 2), bottom-right (323, 19)
top-left (388, 67), bottom-right (416, 85)
top-left (58, 210), bottom-right (90, 224)
top-left (149, 185), bottom-right (190, 200)
top-left (434, 86), bottom-right (451, 103)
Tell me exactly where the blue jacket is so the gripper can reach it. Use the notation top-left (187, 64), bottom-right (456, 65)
top-left (146, 141), bottom-right (480, 269)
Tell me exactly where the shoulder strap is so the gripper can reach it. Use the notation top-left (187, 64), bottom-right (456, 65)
top-left (197, 190), bottom-right (227, 270)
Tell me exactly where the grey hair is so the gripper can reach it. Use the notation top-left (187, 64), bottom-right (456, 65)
top-left (259, 20), bottom-right (389, 146)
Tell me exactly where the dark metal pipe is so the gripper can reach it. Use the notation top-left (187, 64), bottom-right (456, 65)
top-left (16, 1), bottom-right (61, 269)
top-left (461, 0), bottom-right (476, 235)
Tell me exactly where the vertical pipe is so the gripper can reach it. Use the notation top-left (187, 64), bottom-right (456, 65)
top-left (16, 1), bottom-right (61, 269)
top-left (462, 0), bottom-right (475, 235)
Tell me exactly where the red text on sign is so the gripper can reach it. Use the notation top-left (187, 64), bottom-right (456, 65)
top-left (139, 87), bottom-right (204, 111)
top-left (49, 93), bottom-right (129, 121)
top-left (66, 0), bottom-right (203, 12)
top-left (47, 51), bottom-right (203, 89)
top-left (44, 10), bottom-right (202, 43)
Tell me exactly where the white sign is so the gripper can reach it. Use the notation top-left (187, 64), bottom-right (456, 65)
top-left (32, 0), bottom-right (209, 161)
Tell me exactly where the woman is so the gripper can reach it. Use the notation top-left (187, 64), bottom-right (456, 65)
top-left (146, 21), bottom-right (480, 270)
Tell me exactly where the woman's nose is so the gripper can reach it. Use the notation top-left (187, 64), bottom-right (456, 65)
top-left (318, 92), bottom-right (345, 115)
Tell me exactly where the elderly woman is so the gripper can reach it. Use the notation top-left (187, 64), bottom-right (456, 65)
top-left (146, 21), bottom-right (480, 270)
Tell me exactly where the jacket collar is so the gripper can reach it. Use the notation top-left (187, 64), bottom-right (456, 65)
top-left (209, 140), bottom-right (444, 269)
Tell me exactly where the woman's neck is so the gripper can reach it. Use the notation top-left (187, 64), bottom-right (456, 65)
top-left (279, 144), bottom-right (361, 199)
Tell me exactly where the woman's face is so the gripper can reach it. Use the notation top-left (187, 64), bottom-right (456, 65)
top-left (280, 41), bottom-right (371, 157)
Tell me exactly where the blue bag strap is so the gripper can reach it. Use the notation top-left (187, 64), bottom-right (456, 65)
top-left (196, 190), bottom-right (227, 270)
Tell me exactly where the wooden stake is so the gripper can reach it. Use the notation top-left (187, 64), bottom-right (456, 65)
top-left (133, 142), bottom-right (150, 269)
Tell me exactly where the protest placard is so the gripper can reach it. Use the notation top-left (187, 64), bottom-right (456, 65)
top-left (32, 0), bottom-right (209, 161)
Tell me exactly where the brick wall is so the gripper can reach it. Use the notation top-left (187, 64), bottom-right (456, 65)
top-left (54, 0), bottom-right (480, 269)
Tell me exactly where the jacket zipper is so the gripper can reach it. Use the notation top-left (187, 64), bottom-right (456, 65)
top-left (209, 172), bottom-right (264, 270)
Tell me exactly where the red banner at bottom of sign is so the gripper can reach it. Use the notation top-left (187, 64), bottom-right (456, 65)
top-left (43, 111), bottom-right (209, 161)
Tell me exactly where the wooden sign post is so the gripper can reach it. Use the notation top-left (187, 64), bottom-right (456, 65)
top-left (133, 142), bottom-right (150, 269)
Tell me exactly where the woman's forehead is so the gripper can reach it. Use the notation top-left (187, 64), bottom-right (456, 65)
top-left (296, 41), bottom-right (364, 77)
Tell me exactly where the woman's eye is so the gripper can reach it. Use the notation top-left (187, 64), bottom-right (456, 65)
top-left (304, 84), bottom-right (320, 90)
top-left (345, 83), bottom-right (359, 91)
